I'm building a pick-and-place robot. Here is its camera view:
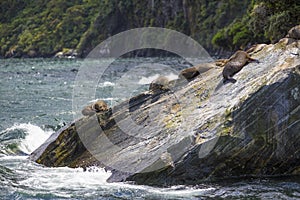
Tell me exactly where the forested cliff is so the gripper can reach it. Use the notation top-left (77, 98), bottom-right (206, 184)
top-left (0, 0), bottom-right (299, 58)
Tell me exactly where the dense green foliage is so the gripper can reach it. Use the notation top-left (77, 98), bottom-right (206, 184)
top-left (212, 0), bottom-right (300, 50)
top-left (0, 0), bottom-right (298, 58)
top-left (0, 0), bottom-right (102, 57)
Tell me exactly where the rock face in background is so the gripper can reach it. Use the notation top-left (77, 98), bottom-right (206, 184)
top-left (30, 37), bottom-right (300, 186)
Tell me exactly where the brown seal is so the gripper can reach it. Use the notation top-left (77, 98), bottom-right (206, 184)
top-left (222, 50), bottom-right (259, 83)
top-left (215, 59), bottom-right (229, 67)
top-left (286, 25), bottom-right (300, 40)
top-left (179, 63), bottom-right (214, 80)
top-left (82, 100), bottom-right (109, 116)
top-left (149, 76), bottom-right (170, 93)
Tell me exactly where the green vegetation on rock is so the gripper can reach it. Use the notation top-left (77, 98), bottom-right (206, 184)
top-left (212, 0), bottom-right (300, 50)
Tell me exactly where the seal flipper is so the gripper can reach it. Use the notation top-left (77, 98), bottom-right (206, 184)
top-left (223, 78), bottom-right (237, 84)
top-left (254, 59), bottom-right (260, 63)
top-left (248, 57), bottom-right (260, 64)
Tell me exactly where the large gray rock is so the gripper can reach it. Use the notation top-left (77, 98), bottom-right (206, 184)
top-left (30, 39), bottom-right (300, 186)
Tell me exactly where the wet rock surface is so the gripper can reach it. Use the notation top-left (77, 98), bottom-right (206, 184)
top-left (30, 38), bottom-right (300, 186)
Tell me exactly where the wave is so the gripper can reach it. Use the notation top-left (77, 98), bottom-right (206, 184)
top-left (107, 183), bottom-right (215, 199)
top-left (0, 123), bottom-right (52, 155)
top-left (17, 165), bottom-right (112, 193)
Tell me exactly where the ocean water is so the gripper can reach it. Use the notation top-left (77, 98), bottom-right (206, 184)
top-left (0, 58), bottom-right (299, 199)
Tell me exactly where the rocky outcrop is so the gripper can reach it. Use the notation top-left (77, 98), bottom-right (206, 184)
top-left (54, 49), bottom-right (78, 59)
top-left (30, 37), bottom-right (300, 186)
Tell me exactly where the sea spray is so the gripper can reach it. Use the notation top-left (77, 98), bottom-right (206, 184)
top-left (0, 154), bottom-right (216, 199)
top-left (0, 123), bottom-right (52, 155)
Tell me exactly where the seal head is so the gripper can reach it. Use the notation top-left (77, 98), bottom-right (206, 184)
top-left (149, 76), bottom-right (170, 94)
top-left (82, 100), bottom-right (109, 116)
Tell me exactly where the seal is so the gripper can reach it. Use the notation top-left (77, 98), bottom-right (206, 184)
top-left (286, 25), bottom-right (300, 40)
top-left (82, 100), bottom-right (109, 116)
top-left (215, 59), bottom-right (229, 67)
top-left (222, 50), bottom-right (259, 83)
top-left (179, 63), bottom-right (214, 81)
top-left (149, 76), bottom-right (170, 93)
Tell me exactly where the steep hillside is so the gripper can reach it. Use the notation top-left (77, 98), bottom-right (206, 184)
top-left (0, 0), bottom-right (299, 58)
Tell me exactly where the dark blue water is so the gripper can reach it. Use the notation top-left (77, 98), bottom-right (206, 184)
top-left (0, 58), bottom-right (299, 199)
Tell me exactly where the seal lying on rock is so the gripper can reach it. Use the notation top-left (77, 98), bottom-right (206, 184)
top-left (215, 59), bottom-right (229, 67)
top-left (222, 50), bottom-right (259, 83)
top-left (82, 100), bottom-right (109, 116)
top-left (286, 25), bottom-right (300, 40)
top-left (179, 63), bottom-right (214, 81)
top-left (149, 76), bottom-right (170, 94)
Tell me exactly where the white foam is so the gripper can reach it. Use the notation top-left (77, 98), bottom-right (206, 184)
top-left (103, 81), bottom-right (115, 86)
top-left (109, 182), bottom-right (215, 198)
top-left (165, 73), bottom-right (179, 81)
top-left (18, 165), bottom-right (112, 192)
top-left (138, 74), bottom-right (159, 84)
top-left (0, 155), bottom-right (214, 198)
top-left (98, 81), bottom-right (115, 88)
top-left (138, 73), bottom-right (178, 85)
top-left (1, 123), bottom-right (52, 155)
